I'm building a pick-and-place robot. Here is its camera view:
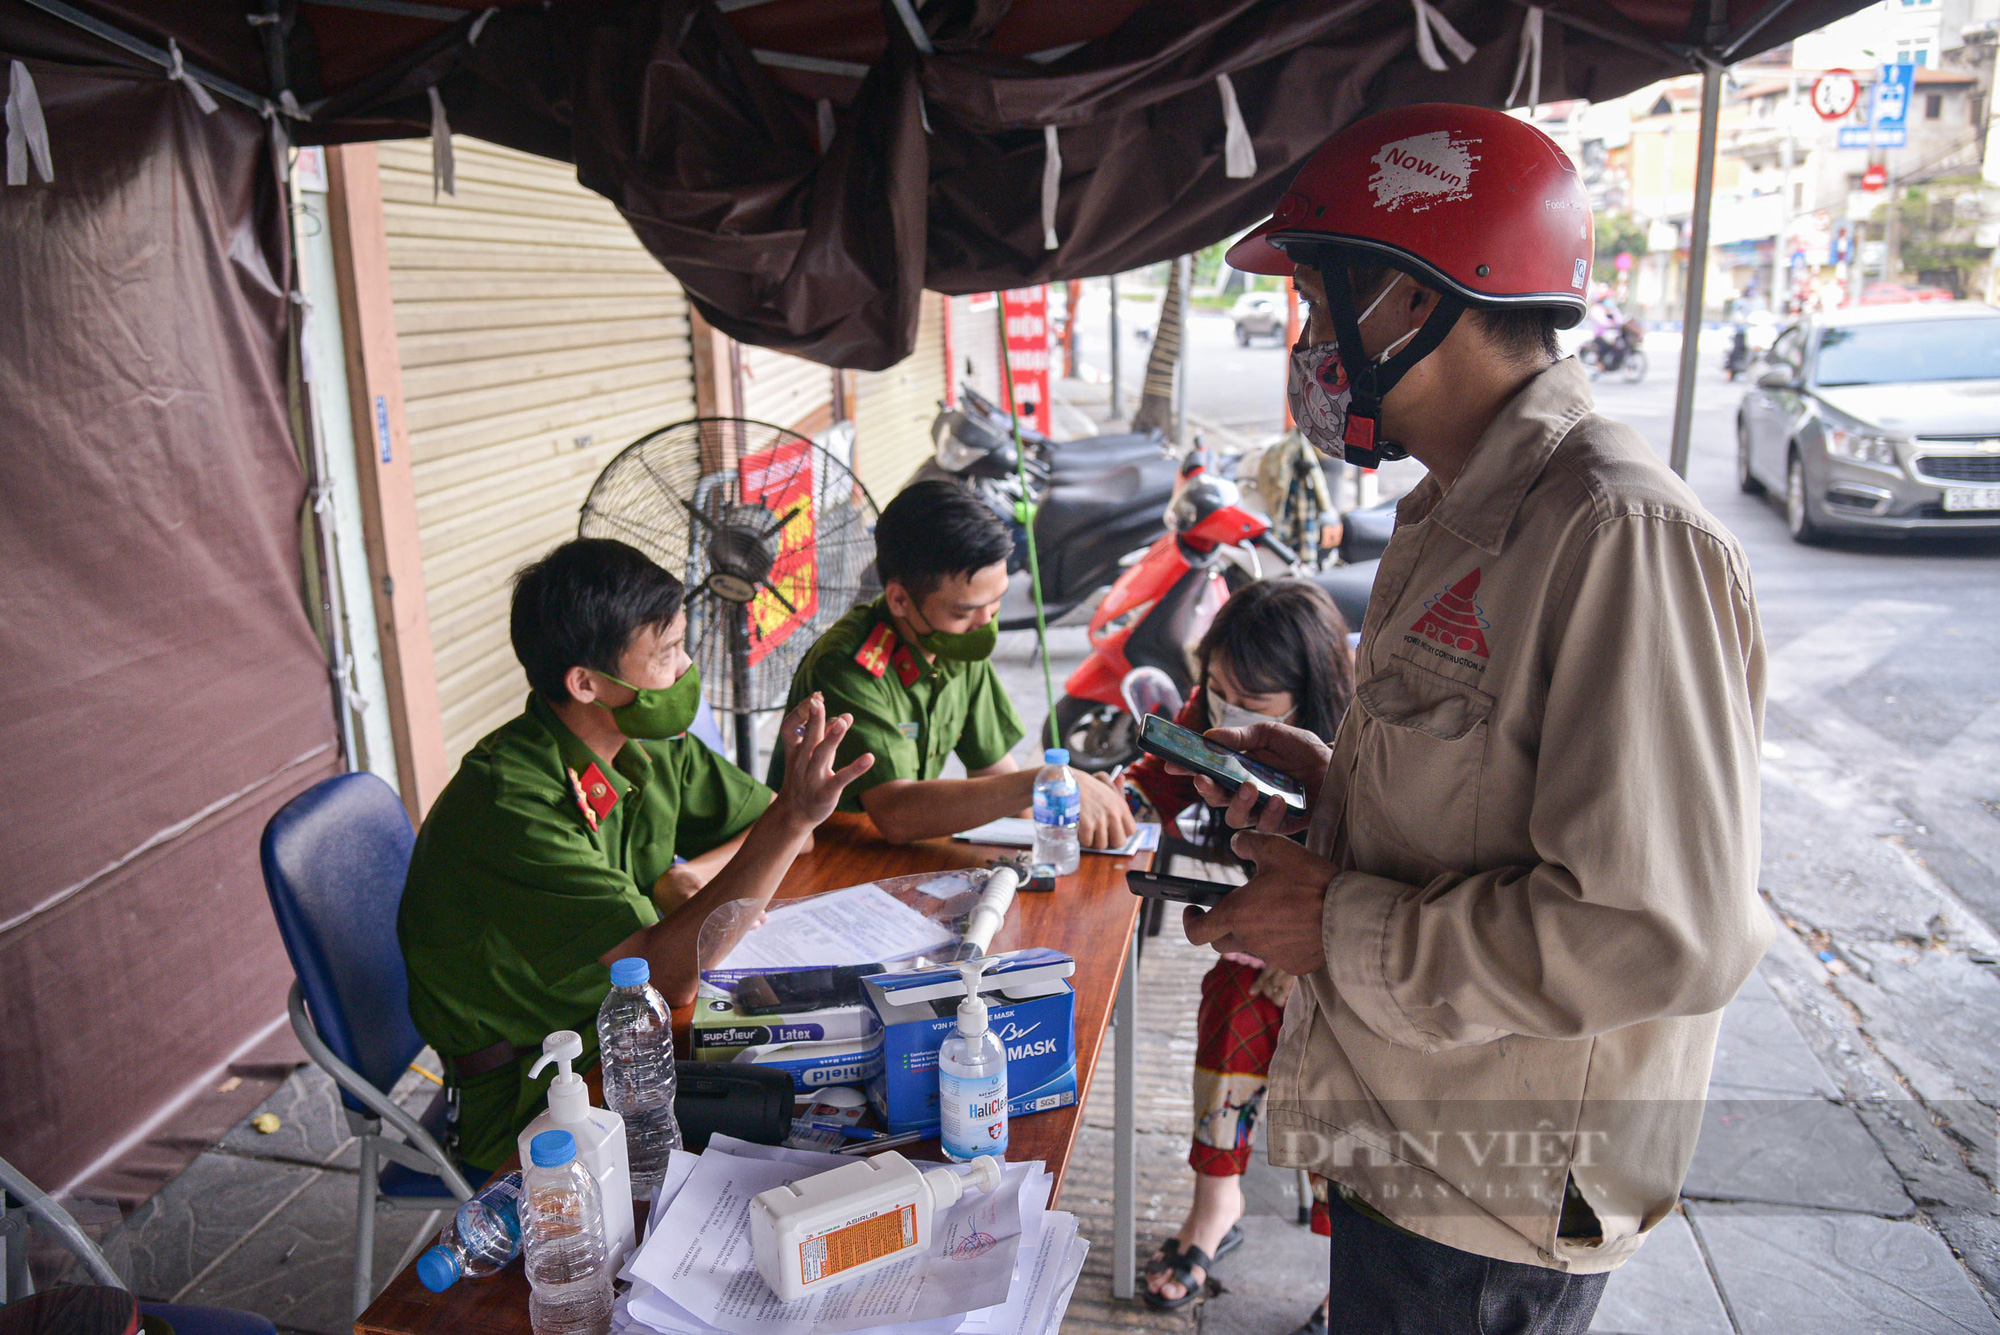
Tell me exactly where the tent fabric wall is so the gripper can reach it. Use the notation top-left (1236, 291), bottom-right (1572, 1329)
top-left (0, 61), bottom-right (339, 1191)
top-left (377, 135), bottom-right (701, 770)
top-left (852, 292), bottom-right (948, 502)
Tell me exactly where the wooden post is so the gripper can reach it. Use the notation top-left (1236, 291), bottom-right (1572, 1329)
top-left (323, 143), bottom-right (450, 822)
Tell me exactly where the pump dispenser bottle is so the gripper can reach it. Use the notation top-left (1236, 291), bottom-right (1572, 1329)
top-left (516, 1030), bottom-right (636, 1267)
top-left (937, 958), bottom-right (1008, 1161)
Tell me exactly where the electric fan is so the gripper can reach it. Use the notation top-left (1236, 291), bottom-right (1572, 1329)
top-left (579, 418), bottom-right (879, 769)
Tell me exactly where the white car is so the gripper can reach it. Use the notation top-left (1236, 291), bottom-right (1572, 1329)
top-left (1230, 291), bottom-right (1286, 346)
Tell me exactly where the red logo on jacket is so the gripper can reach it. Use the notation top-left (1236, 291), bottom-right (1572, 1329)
top-left (1409, 568), bottom-right (1491, 658)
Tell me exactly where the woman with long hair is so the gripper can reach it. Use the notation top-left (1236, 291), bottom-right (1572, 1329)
top-left (1126, 579), bottom-right (1354, 1329)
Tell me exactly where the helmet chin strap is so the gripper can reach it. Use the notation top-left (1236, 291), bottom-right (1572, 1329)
top-left (1316, 252), bottom-right (1466, 470)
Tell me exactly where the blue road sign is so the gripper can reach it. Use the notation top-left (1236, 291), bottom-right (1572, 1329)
top-left (1873, 62), bottom-right (1916, 129)
top-left (1839, 126), bottom-right (1908, 149)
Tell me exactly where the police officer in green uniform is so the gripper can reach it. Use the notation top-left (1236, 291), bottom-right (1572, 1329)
top-left (400, 538), bottom-right (871, 1173)
top-left (771, 481), bottom-right (1135, 848)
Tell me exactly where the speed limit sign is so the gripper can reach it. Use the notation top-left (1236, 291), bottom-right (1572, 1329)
top-left (1812, 70), bottom-right (1859, 121)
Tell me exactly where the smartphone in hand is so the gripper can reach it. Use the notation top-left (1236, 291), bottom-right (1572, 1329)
top-left (1135, 714), bottom-right (1308, 814)
top-left (1126, 869), bottom-right (1235, 909)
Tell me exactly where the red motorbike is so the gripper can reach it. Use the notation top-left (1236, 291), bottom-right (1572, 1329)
top-left (1046, 453), bottom-right (1297, 770)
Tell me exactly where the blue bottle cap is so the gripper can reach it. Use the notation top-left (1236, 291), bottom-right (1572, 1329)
top-left (1044, 748), bottom-right (1069, 765)
top-left (416, 1246), bottom-right (460, 1292)
top-left (529, 1128), bottom-right (577, 1167)
top-left (609, 957), bottom-right (650, 988)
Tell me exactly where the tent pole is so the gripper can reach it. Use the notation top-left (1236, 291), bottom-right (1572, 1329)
top-left (1669, 57), bottom-right (1723, 479)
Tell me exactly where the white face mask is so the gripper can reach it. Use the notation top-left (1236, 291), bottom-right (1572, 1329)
top-left (1210, 695), bottom-right (1295, 732)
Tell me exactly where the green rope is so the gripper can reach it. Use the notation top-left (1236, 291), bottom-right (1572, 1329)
top-left (995, 301), bottom-right (1059, 733)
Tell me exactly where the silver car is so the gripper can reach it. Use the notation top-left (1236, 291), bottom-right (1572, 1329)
top-left (1736, 303), bottom-right (2000, 542)
top-left (1231, 291), bottom-right (1285, 346)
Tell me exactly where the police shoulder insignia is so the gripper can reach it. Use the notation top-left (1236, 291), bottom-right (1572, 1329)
top-left (855, 623), bottom-right (895, 678)
top-left (891, 645), bottom-right (921, 688)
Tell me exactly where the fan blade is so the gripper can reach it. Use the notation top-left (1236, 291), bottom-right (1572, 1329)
top-left (759, 504), bottom-right (802, 539)
top-left (755, 578), bottom-right (798, 617)
top-left (583, 504), bottom-right (691, 559)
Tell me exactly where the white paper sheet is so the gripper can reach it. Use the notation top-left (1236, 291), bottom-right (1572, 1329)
top-left (717, 884), bottom-right (958, 971)
top-left (951, 819), bottom-right (1158, 856)
top-left (617, 1142), bottom-right (1083, 1335)
top-left (627, 1141), bottom-right (1032, 1335)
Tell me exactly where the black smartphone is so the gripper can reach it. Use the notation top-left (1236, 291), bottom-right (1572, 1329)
top-left (733, 963), bottom-right (883, 1015)
top-left (1126, 869), bottom-right (1235, 909)
top-left (1135, 713), bottom-right (1309, 814)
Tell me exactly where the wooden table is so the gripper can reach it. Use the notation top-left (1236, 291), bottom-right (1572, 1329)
top-left (356, 813), bottom-right (1144, 1335)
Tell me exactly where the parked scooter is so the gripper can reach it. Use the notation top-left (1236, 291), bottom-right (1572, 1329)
top-left (910, 391), bottom-right (1181, 632)
top-left (1047, 451), bottom-right (1380, 770)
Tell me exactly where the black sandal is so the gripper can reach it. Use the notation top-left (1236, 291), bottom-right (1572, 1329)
top-left (1140, 1224), bottom-right (1244, 1311)
top-left (1291, 1297), bottom-right (1329, 1335)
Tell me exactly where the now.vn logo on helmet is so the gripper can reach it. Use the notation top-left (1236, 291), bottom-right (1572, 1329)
top-left (1409, 568), bottom-right (1490, 658)
top-left (1369, 131), bottom-right (1481, 213)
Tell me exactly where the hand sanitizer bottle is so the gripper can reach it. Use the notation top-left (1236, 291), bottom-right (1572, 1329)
top-left (937, 959), bottom-right (1007, 1161)
top-left (516, 1030), bottom-right (636, 1269)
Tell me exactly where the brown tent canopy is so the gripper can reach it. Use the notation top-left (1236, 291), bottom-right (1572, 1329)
top-left (2, 0), bottom-right (1865, 367)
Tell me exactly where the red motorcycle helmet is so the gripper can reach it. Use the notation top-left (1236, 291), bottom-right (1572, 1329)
top-left (1227, 104), bottom-right (1593, 467)
top-left (1226, 102), bottom-right (1592, 325)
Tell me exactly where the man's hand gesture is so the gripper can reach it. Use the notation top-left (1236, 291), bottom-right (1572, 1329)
top-left (774, 692), bottom-right (873, 829)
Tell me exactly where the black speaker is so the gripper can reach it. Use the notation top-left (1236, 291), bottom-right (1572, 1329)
top-left (673, 1061), bottom-right (793, 1151)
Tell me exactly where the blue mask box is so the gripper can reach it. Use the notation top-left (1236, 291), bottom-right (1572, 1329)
top-left (861, 948), bottom-right (1077, 1137)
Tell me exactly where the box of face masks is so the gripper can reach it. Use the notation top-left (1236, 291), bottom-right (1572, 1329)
top-left (861, 948), bottom-right (1077, 1137)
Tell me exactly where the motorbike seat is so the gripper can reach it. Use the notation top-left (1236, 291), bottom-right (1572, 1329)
top-left (1308, 559), bottom-right (1379, 633)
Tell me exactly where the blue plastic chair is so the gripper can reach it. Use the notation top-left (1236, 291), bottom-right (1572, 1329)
top-left (258, 773), bottom-right (473, 1319)
top-left (0, 1156), bottom-right (276, 1333)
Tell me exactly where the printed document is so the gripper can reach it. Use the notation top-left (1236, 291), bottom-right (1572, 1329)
top-left (717, 884), bottom-right (957, 971)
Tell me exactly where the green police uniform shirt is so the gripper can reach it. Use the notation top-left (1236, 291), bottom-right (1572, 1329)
top-left (399, 694), bottom-right (771, 1170)
top-left (768, 598), bottom-right (1024, 806)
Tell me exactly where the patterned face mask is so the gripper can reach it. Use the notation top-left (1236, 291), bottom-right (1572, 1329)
top-left (1286, 274), bottom-right (1418, 460)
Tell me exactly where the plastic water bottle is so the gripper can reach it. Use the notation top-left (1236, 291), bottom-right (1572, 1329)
top-left (522, 1130), bottom-right (614, 1335)
top-left (415, 1171), bottom-right (523, 1291)
top-left (597, 957), bottom-right (681, 1195)
top-left (938, 959), bottom-right (1008, 1161)
top-left (1031, 748), bottom-right (1081, 875)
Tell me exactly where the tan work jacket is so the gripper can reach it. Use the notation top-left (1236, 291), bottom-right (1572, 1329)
top-left (1268, 358), bottom-right (1770, 1273)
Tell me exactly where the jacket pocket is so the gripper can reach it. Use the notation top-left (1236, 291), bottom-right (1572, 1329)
top-left (1349, 662), bottom-right (1495, 870)
top-left (1355, 663), bottom-right (1494, 740)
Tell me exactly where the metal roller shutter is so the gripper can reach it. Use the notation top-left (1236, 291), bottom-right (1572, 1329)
top-left (741, 344), bottom-right (836, 437)
top-left (951, 293), bottom-right (1003, 404)
top-left (852, 292), bottom-right (946, 503)
top-left (378, 136), bottom-right (699, 769)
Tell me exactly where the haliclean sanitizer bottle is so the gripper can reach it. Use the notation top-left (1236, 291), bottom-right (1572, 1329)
top-left (937, 958), bottom-right (1007, 1161)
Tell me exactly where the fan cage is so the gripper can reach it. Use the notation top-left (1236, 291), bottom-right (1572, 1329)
top-left (579, 418), bottom-right (879, 718)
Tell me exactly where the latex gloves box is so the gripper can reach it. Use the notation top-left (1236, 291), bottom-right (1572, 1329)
top-left (862, 949), bottom-right (1077, 1136)
top-left (690, 985), bottom-right (882, 1063)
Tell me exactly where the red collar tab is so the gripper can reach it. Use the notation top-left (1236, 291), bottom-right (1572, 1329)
top-left (891, 645), bottom-right (922, 688)
top-left (577, 762), bottom-right (618, 824)
top-left (855, 623), bottom-right (895, 678)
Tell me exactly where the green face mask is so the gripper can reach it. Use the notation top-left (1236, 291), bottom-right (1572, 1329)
top-left (602, 665), bottom-right (702, 740)
top-left (906, 604), bottom-right (998, 662)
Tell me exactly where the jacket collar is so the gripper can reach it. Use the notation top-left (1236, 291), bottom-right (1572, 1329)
top-left (1399, 357), bottom-right (1594, 557)
top-left (527, 693), bottom-right (649, 794)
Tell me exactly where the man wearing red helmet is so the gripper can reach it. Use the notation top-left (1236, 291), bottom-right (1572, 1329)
top-left (1172, 104), bottom-right (1769, 1331)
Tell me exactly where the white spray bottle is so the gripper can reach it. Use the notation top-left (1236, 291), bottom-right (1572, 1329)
top-left (516, 1030), bottom-right (637, 1267)
top-left (936, 958), bottom-right (1008, 1161)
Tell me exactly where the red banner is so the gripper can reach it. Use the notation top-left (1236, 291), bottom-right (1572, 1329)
top-left (738, 437), bottom-right (818, 666)
top-left (1002, 286), bottom-right (1051, 437)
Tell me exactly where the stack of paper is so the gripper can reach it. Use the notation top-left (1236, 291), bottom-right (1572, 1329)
top-left (613, 1136), bottom-right (1087, 1335)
